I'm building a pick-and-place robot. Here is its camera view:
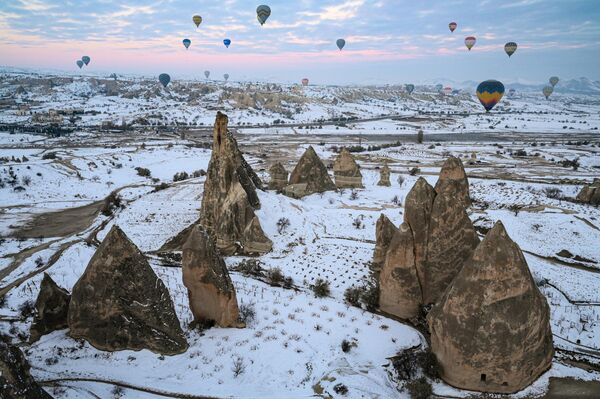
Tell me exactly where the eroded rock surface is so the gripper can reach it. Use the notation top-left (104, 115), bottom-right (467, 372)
top-left (377, 163), bottom-right (391, 186)
top-left (0, 342), bottom-right (54, 399)
top-left (285, 146), bottom-right (335, 198)
top-left (68, 225), bottom-right (188, 355)
top-left (268, 162), bottom-right (289, 191)
top-left (29, 273), bottom-right (70, 343)
top-left (428, 222), bottom-right (553, 393)
top-left (434, 156), bottom-right (471, 208)
top-left (372, 214), bottom-right (398, 270)
top-left (182, 226), bottom-right (242, 328)
top-left (332, 148), bottom-right (363, 189)
top-left (576, 178), bottom-right (600, 206)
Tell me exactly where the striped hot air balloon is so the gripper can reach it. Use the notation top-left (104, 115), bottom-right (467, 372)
top-left (504, 42), bottom-right (517, 57)
top-left (301, 78), bottom-right (309, 86)
top-left (476, 80), bottom-right (505, 112)
top-left (256, 5), bottom-right (271, 26)
top-left (449, 22), bottom-right (457, 33)
top-left (464, 36), bottom-right (476, 51)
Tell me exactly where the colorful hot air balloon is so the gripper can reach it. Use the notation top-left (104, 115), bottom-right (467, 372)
top-left (82, 56), bottom-right (91, 65)
top-left (301, 78), bottom-right (309, 86)
top-left (159, 73), bottom-right (171, 88)
top-left (183, 39), bottom-right (191, 49)
top-left (449, 22), bottom-right (457, 33)
top-left (76, 60), bottom-right (84, 69)
top-left (256, 5), bottom-right (271, 26)
top-left (508, 88), bottom-right (516, 97)
top-left (464, 36), bottom-right (476, 51)
top-left (223, 38), bottom-right (231, 48)
top-left (476, 80), bottom-right (505, 112)
top-left (193, 15), bottom-right (202, 28)
top-left (224, 73), bottom-right (229, 81)
top-left (504, 42), bottom-right (517, 57)
top-left (543, 86), bottom-right (553, 100)
top-left (336, 39), bottom-right (346, 51)
top-left (549, 76), bottom-right (559, 87)
top-left (443, 86), bottom-right (452, 96)
top-left (406, 84), bottom-right (415, 95)
top-left (204, 70), bottom-right (210, 79)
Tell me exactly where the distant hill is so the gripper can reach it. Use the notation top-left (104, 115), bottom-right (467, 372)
top-left (427, 77), bottom-right (600, 96)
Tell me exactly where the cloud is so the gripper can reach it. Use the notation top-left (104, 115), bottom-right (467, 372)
top-left (300, 0), bottom-right (365, 22)
top-left (15, 0), bottom-right (56, 12)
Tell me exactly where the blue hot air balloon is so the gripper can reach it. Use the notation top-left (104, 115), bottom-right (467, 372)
top-left (159, 73), bottom-right (171, 88)
top-left (406, 84), bottom-right (415, 95)
top-left (223, 38), bottom-right (231, 48)
top-left (76, 60), bottom-right (84, 69)
top-left (336, 39), bottom-right (346, 50)
top-left (183, 39), bottom-right (191, 49)
top-left (82, 56), bottom-right (90, 65)
top-left (476, 80), bottom-right (505, 112)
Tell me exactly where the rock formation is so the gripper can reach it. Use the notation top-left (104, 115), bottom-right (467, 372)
top-left (158, 219), bottom-right (198, 252)
top-left (576, 178), bottom-right (600, 206)
top-left (423, 192), bottom-right (479, 304)
top-left (268, 162), bottom-right (288, 191)
top-left (29, 274), bottom-right (70, 343)
top-left (372, 214), bottom-right (398, 270)
top-left (0, 342), bottom-right (54, 399)
top-left (377, 163), bottom-right (391, 186)
top-left (434, 156), bottom-right (471, 208)
top-left (284, 146), bottom-right (335, 198)
top-left (68, 225), bottom-right (188, 355)
top-left (182, 226), bottom-right (242, 328)
top-left (379, 223), bottom-right (422, 319)
top-left (332, 148), bottom-right (363, 188)
top-left (428, 222), bottom-right (553, 393)
top-left (200, 112), bottom-right (272, 255)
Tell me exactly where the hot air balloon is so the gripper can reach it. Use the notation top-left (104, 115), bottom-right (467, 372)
top-left (336, 39), bottom-right (346, 51)
top-left (549, 76), bottom-right (559, 87)
top-left (443, 86), bottom-right (452, 96)
top-left (183, 39), bottom-right (191, 49)
top-left (82, 56), bottom-right (91, 65)
top-left (193, 15), bottom-right (202, 28)
top-left (406, 84), bottom-right (415, 95)
top-left (476, 80), bottom-right (505, 112)
top-left (464, 36), bottom-right (476, 51)
top-left (449, 22), bottom-right (457, 33)
top-left (301, 78), bottom-right (309, 86)
top-left (256, 5), bottom-right (271, 26)
top-left (224, 73), bottom-right (229, 81)
top-left (508, 88), bottom-right (516, 97)
top-left (435, 84), bottom-right (443, 93)
top-left (504, 42), bottom-right (517, 57)
top-left (76, 60), bottom-right (84, 69)
top-left (159, 73), bottom-right (171, 88)
top-left (223, 38), bottom-right (231, 48)
top-left (543, 86), bottom-right (553, 100)
top-left (204, 70), bottom-right (210, 79)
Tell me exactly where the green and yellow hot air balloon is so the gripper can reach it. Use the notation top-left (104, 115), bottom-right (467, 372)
top-left (193, 15), bottom-right (202, 28)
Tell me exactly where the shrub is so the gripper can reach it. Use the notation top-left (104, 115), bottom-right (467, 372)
top-left (312, 279), bottom-right (330, 298)
top-left (42, 152), bottom-right (58, 160)
top-left (152, 182), bottom-right (170, 192)
top-left (19, 300), bottom-right (35, 318)
top-left (352, 217), bottom-right (363, 229)
top-left (360, 281), bottom-right (379, 312)
top-left (173, 171), bottom-right (189, 182)
top-left (235, 259), bottom-right (263, 277)
top-left (341, 339), bottom-right (357, 353)
top-left (417, 130), bottom-right (424, 144)
top-left (408, 167), bottom-right (420, 176)
top-left (544, 187), bottom-right (562, 200)
top-left (22, 176), bottom-right (31, 186)
top-left (349, 190), bottom-right (358, 200)
top-left (101, 191), bottom-right (122, 216)
top-left (344, 286), bottom-right (361, 307)
top-left (192, 169), bottom-right (206, 177)
top-left (238, 302), bottom-right (256, 325)
top-left (34, 256), bottom-right (44, 268)
top-left (333, 383), bottom-right (349, 395)
top-left (135, 167), bottom-right (151, 177)
top-left (111, 386), bottom-right (125, 398)
top-left (559, 158), bottom-right (580, 170)
top-left (397, 175), bottom-right (405, 186)
top-left (232, 356), bottom-right (246, 378)
top-left (267, 267), bottom-right (284, 285)
top-left (405, 377), bottom-right (432, 399)
top-left (277, 217), bottom-right (290, 234)
top-left (283, 276), bottom-right (294, 289)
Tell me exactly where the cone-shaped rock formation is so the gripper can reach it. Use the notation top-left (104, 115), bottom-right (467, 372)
top-left (576, 178), bottom-right (600, 206)
top-left (332, 148), bottom-right (363, 188)
top-left (372, 214), bottom-right (398, 270)
top-left (285, 146), bottom-right (335, 198)
top-left (434, 156), bottom-right (471, 208)
top-left (200, 112), bottom-right (272, 255)
top-left (268, 162), bottom-right (288, 191)
top-left (428, 222), bottom-right (553, 393)
top-left (0, 342), bottom-right (54, 399)
top-left (377, 163), bottom-right (391, 186)
top-left (68, 225), bottom-right (188, 355)
top-left (182, 226), bottom-right (242, 328)
top-left (29, 273), bottom-right (70, 343)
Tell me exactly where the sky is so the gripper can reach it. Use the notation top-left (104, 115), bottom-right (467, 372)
top-left (1, 0), bottom-right (600, 85)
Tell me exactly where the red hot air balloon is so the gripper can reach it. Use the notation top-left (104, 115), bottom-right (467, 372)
top-left (449, 22), bottom-right (457, 33)
top-left (301, 78), bottom-right (309, 86)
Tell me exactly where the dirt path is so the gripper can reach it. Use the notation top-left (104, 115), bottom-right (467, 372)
top-left (40, 377), bottom-right (225, 399)
top-left (544, 377), bottom-right (600, 398)
top-left (0, 238), bottom-right (63, 281)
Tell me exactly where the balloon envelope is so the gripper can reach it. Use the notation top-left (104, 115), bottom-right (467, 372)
top-left (193, 15), bottom-right (202, 27)
top-left (223, 39), bottom-right (231, 48)
top-left (449, 22), bottom-right (457, 32)
top-left (435, 84), bottom-right (443, 92)
top-left (443, 86), bottom-right (452, 95)
top-left (183, 39), bottom-right (191, 49)
top-left (76, 60), bottom-right (83, 69)
top-left (159, 73), bottom-right (170, 88)
top-left (301, 78), bottom-right (309, 86)
top-left (476, 80), bottom-right (505, 112)
top-left (82, 56), bottom-right (90, 65)
top-left (504, 42), bottom-right (517, 57)
top-left (224, 73), bottom-right (229, 81)
top-left (256, 5), bottom-right (271, 25)
top-left (549, 76), bottom-right (559, 87)
top-left (543, 86), bottom-right (554, 99)
top-left (336, 39), bottom-right (345, 50)
top-left (508, 88), bottom-right (516, 97)
top-left (406, 84), bottom-right (415, 95)
top-left (464, 36), bottom-right (476, 51)
top-left (204, 70), bottom-right (210, 79)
